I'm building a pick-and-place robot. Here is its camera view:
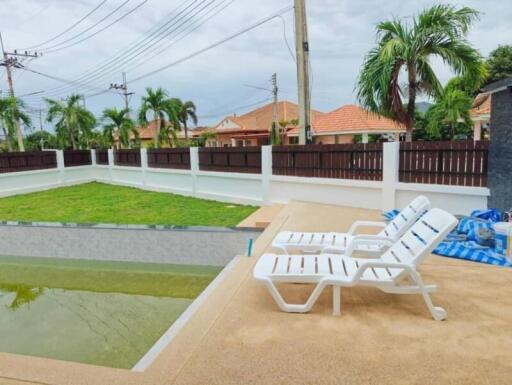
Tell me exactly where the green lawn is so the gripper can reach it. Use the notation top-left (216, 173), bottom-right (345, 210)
top-left (0, 182), bottom-right (257, 227)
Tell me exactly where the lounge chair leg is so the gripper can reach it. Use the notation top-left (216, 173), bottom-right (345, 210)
top-left (332, 286), bottom-right (341, 316)
top-left (263, 278), bottom-right (328, 313)
top-left (409, 271), bottom-right (447, 321)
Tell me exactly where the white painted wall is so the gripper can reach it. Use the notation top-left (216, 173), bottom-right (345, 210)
top-left (0, 146), bottom-right (490, 215)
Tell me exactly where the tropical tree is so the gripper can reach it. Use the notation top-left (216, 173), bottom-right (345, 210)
top-left (486, 45), bottom-right (512, 84)
top-left (0, 96), bottom-right (31, 152)
top-left (356, 4), bottom-right (487, 141)
top-left (101, 107), bottom-right (138, 148)
top-left (24, 130), bottom-right (58, 151)
top-left (425, 76), bottom-right (476, 140)
top-left (45, 95), bottom-right (96, 149)
top-left (139, 87), bottom-right (169, 148)
top-left (178, 100), bottom-right (198, 140)
top-left (165, 98), bottom-right (184, 147)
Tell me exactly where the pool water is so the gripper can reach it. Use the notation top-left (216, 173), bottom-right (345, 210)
top-left (0, 256), bottom-right (221, 368)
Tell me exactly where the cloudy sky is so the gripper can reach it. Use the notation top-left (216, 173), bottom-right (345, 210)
top-left (0, 0), bottom-right (510, 130)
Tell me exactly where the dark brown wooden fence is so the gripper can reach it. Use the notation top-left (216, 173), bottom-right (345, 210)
top-left (95, 149), bottom-right (109, 165)
top-left (114, 149), bottom-right (141, 167)
top-left (148, 148), bottom-right (191, 170)
top-left (63, 150), bottom-right (91, 167)
top-left (399, 140), bottom-right (489, 187)
top-left (199, 147), bottom-right (261, 174)
top-left (0, 151), bottom-right (57, 173)
top-left (272, 144), bottom-right (383, 180)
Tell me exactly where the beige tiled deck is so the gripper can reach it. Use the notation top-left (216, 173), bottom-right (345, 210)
top-left (1, 202), bottom-right (512, 385)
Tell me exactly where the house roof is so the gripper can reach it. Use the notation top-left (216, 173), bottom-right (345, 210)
top-left (213, 101), bottom-right (325, 134)
top-left (470, 93), bottom-right (491, 119)
top-left (288, 104), bottom-right (405, 136)
top-left (482, 77), bottom-right (512, 93)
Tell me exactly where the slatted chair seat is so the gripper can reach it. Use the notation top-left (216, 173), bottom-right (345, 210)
top-left (254, 208), bottom-right (458, 321)
top-left (272, 196), bottom-right (431, 255)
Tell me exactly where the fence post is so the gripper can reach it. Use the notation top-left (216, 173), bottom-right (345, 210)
top-left (107, 148), bottom-right (114, 182)
top-left (190, 147), bottom-right (199, 197)
top-left (90, 149), bottom-right (96, 166)
top-left (140, 148), bottom-right (148, 186)
top-left (261, 145), bottom-right (272, 205)
top-left (56, 150), bottom-right (65, 185)
top-left (382, 142), bottom-right (400, 211)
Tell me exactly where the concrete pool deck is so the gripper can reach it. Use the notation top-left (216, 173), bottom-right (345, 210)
top-left (1, 202), bottom-right (511, 385)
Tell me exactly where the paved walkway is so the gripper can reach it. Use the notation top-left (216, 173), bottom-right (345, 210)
top-left (1, 202), bottom-right (511, 385)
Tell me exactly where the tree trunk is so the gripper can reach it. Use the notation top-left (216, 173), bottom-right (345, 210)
top-left (406, 66), bottom-right (417, 142)
top-left (1, 122), bottom-right (13, 152)
top-left (184, 119), bottom-right (188, 140)
top-left (66, 118), bottom-right (77, 150)
top-left (154, 113), bottom-right (160, 148)
top-left (15, 119), bottom-right (25, 151)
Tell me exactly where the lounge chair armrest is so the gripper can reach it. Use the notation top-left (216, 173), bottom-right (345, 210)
top-left (348, 220), bottom-right (387, 235)
top-left (353, 261), bottom-right (413, 281)
top-left (344, 236), bottom-right (393, 257)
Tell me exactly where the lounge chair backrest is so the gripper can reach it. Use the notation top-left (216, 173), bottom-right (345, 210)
top-left (381, 208), bottom-right (457, 275)
top-left (378, 195), bottom-right (431, 240)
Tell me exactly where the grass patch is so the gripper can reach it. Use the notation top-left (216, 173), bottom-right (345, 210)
top-left (0, 182), bottom-right (257, 226)
top-left (0, 256), bottom-right (222, 299)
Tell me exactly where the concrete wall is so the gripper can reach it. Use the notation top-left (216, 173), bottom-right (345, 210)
top-left (0, 145), bottom-right (490, 215)
top-left (0, 222), bottom-right (260, 266)
top-left (488, 88), bottom-right (512, 211)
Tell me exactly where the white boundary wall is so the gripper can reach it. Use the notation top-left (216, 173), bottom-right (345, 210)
top-left (0, 144), bottom-right (489, 215)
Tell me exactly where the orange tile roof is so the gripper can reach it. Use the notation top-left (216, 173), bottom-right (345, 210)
top-left (470, 93), bottom-right (491, 119)
top-left (213, 101), bottom-right (325, 134)
top-left (288, 104), bottom-right (405, 135)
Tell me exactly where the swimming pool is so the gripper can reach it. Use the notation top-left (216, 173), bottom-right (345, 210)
top-left (0, 256), bottom-right (221, 368)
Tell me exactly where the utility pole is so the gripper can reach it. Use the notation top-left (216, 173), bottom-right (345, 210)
top-left (271, 73), bottom-right (280, 142)
top-left (110, 72), bottom-right (134, 115)
top-left (0, 32), bottom-right (41, 152)
top-left (294, 0), bottom-right (312, 145)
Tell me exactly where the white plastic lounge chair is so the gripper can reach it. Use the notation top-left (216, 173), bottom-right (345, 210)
top-left (272, 195), bottom-right (431, 255)
top-left (254, 208), bottom-right (457, 320)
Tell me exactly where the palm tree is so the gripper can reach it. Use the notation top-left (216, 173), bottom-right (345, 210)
top-left (101, 107), bottom-right (138, 148)
top-left (0, 96), bottom-right (31, 152)
top-left (426, 79), bottom-right (473, 139)
top-left (356, 4), bottom-right (487, 141)
top-left (178, 100), bottom-right (198, 140)
top-left (139, 87), bottom-right (169, 148)
top-left (45, 95), bottom-right (96, 150)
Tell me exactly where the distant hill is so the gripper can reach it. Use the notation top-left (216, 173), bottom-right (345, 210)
top-left (416, 102), bottom-right (432, 114)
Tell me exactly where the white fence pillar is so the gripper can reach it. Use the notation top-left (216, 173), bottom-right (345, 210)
top-left (107, 148), bottom-right (114, 181)
top-left (190, 147), bottom-right (199, 197)
top-left (261, 145), bottom-right (272, 205)
top-left (382, 141), bottom-right (400, 211)
top-left (90, 149), bottom-right (96, 166)
top-left (140, 148), bottom-right (148, 186)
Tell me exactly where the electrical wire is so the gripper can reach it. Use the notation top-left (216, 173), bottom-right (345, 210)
top-left (44, 0), bottom-right (150, 54)
top-left (199, 97), bottom-right (273, 119)
top-left (19, 0), bottom-right (109, 50)
top-left (38, 0), bottom-right (132, 52)
top-left (277, 15), bottom-right (296, 63)
top-left (22, 0), bottom-right (216, 97)
top-left (127, 6), bottom-right (293, 85)
top-left (45, 0), bottom-right (220, 87)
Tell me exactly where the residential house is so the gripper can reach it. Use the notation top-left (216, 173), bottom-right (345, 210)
top-left (287, 104), bottom-right (405, 144)
top-left (470, 93), bottom-right (491, 141)
top-left (206, 101), bottom-right (325, 147)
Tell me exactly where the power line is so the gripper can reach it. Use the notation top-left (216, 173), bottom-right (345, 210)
top-left (22, 66), bottom-right (115, 95)
top-left (198, 97), bottom-right (273, 119)
top-left (127, 6), bottom-right (293, 85)
top-left (37, 0), bottom-right (132, 52)
top-left (23, 0), bottom-right (217, 98)
top-left (19, 0), bottom-right (109, 50)
top-left (44, 0), bottom-right (150, 54)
